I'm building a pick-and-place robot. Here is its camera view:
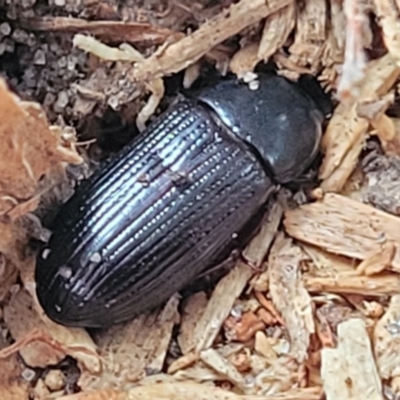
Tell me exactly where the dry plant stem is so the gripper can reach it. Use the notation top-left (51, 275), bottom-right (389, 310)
top-left (23, 17), bottom-right (183, 45)
top-left (284, 193), bottom-right (400, 272)
top-left (319, 54), bottom-right (400, 192)
top-left (374, 0), bottom-right (400, 65)
top-left (321, 318), bottom-right (383, 400)
top-left (73, 34), bottom-right (164, 131)
top-left (130, 0), bottom-right (293, 81)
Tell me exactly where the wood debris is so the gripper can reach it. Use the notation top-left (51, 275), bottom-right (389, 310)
top-left (268, 234), bottom-right (315, 362)
top-left (374, 0), bottom-right (400, 65)
top-left (58, 383), bottom-right (323, 400)
top-left (362, 154), bottom-right (400, 214)
top-left (288, 0), bottom-right (327, 72)
top-left (319, 53), bottom-right (400, 192)
top-left (3, 0), bottom-right (400, 399)
top-left (258, 4), bottom-right (295, 62)
top-left (284, 193), bottom-right (400, 272)
top-left (130, 0), bottom-right (293, 82)
top-left (78, 295), bottom-right (179, 392)
top-left (193, 261), bottom-right (253, 353)
top-left (321, 318), bottom-right (383, 400)
top-left (1, 285), bottom-right (100, 372)
top-left (373, 295), bottom-right (400, 380)
top-left (0, 333), bottom-right (29, 400)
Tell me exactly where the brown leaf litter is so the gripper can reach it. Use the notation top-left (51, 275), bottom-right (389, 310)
top-left (3, 0), bottom-right (400, 399)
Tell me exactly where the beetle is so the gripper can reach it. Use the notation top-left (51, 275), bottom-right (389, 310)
top-left (35, 72), bottom-right (330, 328)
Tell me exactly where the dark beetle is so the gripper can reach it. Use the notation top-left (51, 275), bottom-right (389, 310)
top-left (36, 73), bottom-right (330, 328)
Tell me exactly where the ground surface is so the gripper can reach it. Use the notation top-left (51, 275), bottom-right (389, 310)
top-left (1, 1), bottom-right (400, 399)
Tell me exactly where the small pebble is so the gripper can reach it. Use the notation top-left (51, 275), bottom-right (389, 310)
top-left (249, 80), bottom-right (260, 91)
top-left (11, 28), bottom-right (29, 44)
top-left (58, 56), bottom-right (67, 69)
top-left (20, 0), bottom-right (36, 8)
top-left (0, 22), bottom-right (11, 36)
top-left (54, 0), bottom-right (66, 6)
top-left (21, 368), bottom-right (36, 382)
top-left (33, 49), bottom-right (46, 65)
top-left (43, 92), bottom-right (56, 107)
top-left (54, 90), bottom-right (69, 113)
top-left (3, 38), bottom-right (15, 53)
top-left (44, 369), bottom-right (65, 391)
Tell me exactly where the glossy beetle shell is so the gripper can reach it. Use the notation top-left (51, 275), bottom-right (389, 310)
top-left (36, 73), bottom-right (327, 328)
